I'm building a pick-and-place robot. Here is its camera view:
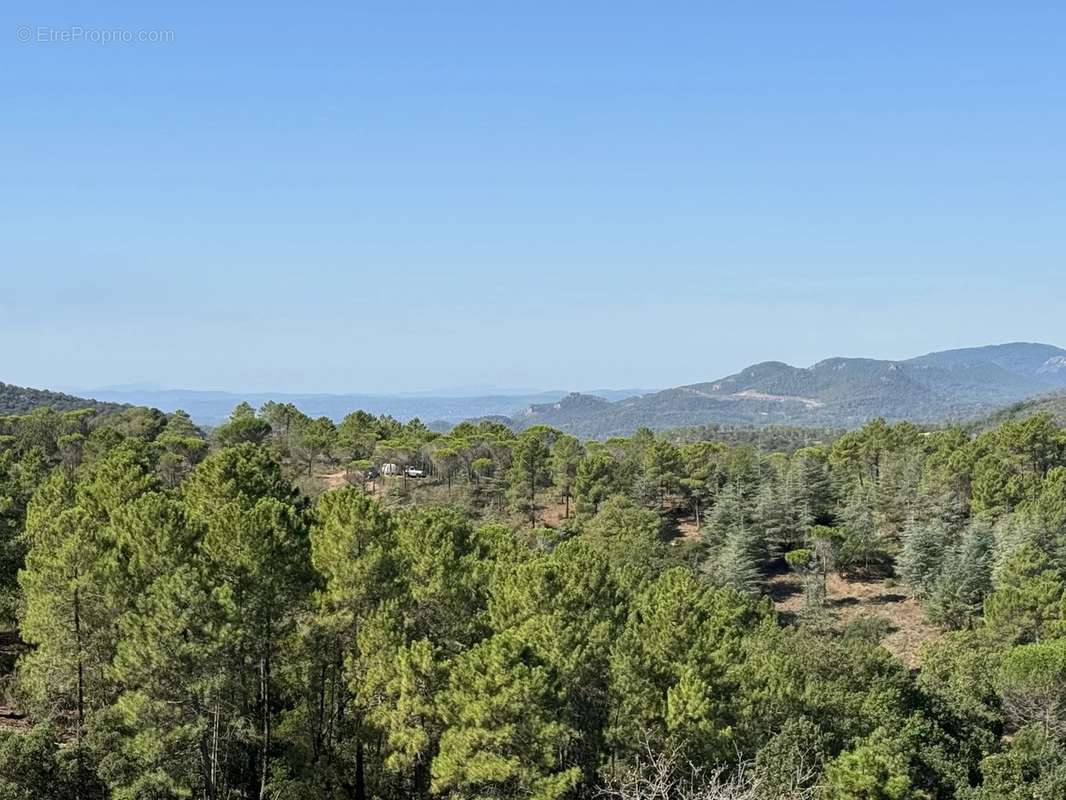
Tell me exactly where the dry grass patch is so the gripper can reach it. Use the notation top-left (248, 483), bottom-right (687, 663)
top-left (768, 572), bottom-right (942, 669)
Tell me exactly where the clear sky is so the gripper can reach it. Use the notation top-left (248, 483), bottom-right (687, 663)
top-left (3, 2), bottom-right (1064, 393)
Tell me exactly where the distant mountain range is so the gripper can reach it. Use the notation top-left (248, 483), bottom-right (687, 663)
top-left (7, 343), bottom-right (1066, 438)
top-left (511, 343), bottom-right (1066, 437)
top-left (54, 387), bottom-right (649, 427)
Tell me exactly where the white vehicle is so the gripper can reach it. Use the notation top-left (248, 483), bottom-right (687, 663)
top-left (381, 463), bottom-right (401, 476)
top-left (403, 466), bottom-right (426, 478)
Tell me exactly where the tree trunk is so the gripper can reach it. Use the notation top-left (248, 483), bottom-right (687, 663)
top-left (259, 618), bottom-right (272, 800)
top-left (211, 688), bottom-right (222, 800)
top-left (354, 738), bottom-right (366, 800)
top-left (414, 758), bottom-right (431, 798)
top-left (314, 661), bottom-right (327, 764)
top-left (73, 582), bottom-right (85, 800)
top-left (200, 715), bottom-right (217, 800)
top-left (529, 466), bottom-right (536, 526)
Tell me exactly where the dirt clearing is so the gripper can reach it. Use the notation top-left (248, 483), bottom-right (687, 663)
top-left (769, 572), bottom-right (942, 668)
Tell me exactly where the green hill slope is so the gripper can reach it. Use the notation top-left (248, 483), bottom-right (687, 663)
top-left (971, 391), bottom-right (1066, 430)
top-left (0, 382), bottom-right (125, 416)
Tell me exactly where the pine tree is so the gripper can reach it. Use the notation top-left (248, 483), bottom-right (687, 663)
top-left (678, 442), bottom-right (724, 529)
top-left (789, 447), bottom-right (835, 526)
top-left (182, 444), bottom-right (312, 799)
top-left (101, 564), bottom-right (220, 799)
top-left (487, 539), bottom-right (622, 788)
top-left (432, 631), bottom-right (581, 800)
top-left (573, 452), bottom-right (619, 515)
top-left (753, 481), bottom-right (787, 557)
top-left (983, 547), bottom-right (1066, 645)
top-left (927, 520), bottom-right (995, 628)
top-left (998, 639), bottom-right (1066, 740)
top-left (19, 443), bottom-right (159, 753)
top-left (822, 729), bottom-right (916, 800)
top-left (702, 482), bottom-right (747, 544)
top-left (640, 440), bottom-right (682, 511)
top-left (785, 525), bottom-right (843, 614)
top-left (355, 507), bottom-right (491, 794)
top-left (213, 402), bottom-right (272, 447)
top-left (837, 485), bottom-right (889, 575)
top-left (582, 497), bottom-right (664, 592)
top-left (16, 454), bottom-right (147, 796)
top-left (308, 488), bottom-right (398, 797)
top-left (991, 512), bottom-right (1057, 584)
top-left (896, 520), bottom-right (950, 600)
top-left (508, 427), bottom-right (556, 525)
top-left (707, 523), bottom-right (764, 596)
top-left (753, 475), bottom-right (808, 558)
top-left (549, 435), bottom-right (583, 520)
top-left (19, 502), bottom-right (109, 740)
top-left (609, 568), bottom-right (756, 766)
top-left (0, 448), bottom-right (39, 624)
top-left (703, 483), bottom-right (764, 595)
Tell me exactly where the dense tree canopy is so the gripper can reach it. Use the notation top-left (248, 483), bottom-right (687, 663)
top-left (2, 401), bottom-right (1066, 798)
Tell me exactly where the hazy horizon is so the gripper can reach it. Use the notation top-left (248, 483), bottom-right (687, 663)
top-left (58, 383), bottom-right (654, 399)
top-left (36, 339), bottom-right (1062, 399)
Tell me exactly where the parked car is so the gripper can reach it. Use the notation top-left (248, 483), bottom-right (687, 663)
top-left (404, 466), bottom-right (426, 478)
top-left (381, 463), bottom-right (401, 476)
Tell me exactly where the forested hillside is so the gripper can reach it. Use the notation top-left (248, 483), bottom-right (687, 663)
top-left (2, 397), bottom-right (1066, 799)
top-left (516, 342), bottom-right (1066, 436)
top-left (0, 382), bottom-right (125, 416)
top-left (975, 391), bottom-right (1066, 430)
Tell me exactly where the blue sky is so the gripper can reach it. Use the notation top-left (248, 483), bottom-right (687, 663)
top-left (3, 2), bottom-right (1064, 393)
